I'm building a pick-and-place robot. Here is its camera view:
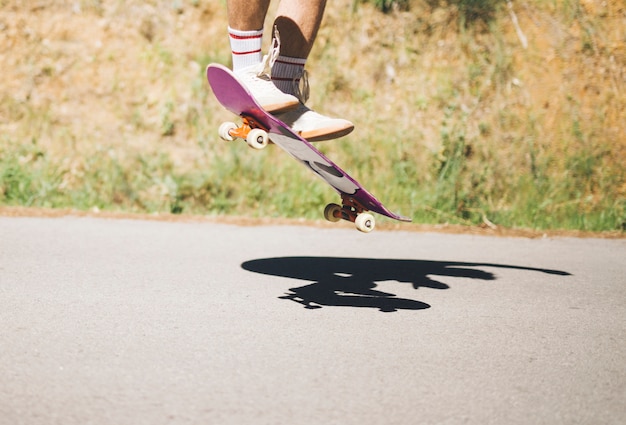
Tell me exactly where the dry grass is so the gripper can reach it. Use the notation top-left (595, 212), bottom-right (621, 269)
top-left (0, 0), bottom-right (624, 231)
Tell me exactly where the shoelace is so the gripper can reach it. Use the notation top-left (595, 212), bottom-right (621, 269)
top-left (293, 69), bottom-right (310, 104)
top-left (256, 26), bottom-right (281, 79)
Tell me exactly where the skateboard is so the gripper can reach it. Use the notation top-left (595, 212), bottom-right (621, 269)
top-left (206, 63), bottom-right (411, 232)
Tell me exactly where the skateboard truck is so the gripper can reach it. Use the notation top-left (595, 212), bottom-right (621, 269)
top-left (218, 117), bottom-right (269, 150)
top-left (324, 194), bottom-right (376, 233)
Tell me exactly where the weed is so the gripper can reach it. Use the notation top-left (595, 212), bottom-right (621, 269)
top-left (358, 0), bottom-right (410, 13)
top-left (160, 101), bottom-right (176, 136)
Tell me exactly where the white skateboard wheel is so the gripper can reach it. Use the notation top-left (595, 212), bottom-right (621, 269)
top-left (324, 203), bottom-right (342, 222)
top-left (218, 122), bottom-right (237, 141)
top-left (246, 129), bottom-right (269, 150)
top-left (355, 213), bottom-right (375, 233)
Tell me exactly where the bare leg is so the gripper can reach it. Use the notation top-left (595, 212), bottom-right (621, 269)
top-left (227, 0), bottom-right (327, 56)
top-left (227, 0), bottom-right (270, 71)
top-left (227, 0), bottom-right (271, 31)
top-left (225, 0), bottom-right (300, 112)
top-left (222, 0), bottom-right (351, 138)
top-left (270, 0), bottom-right (352, 141)
top-left (274, 0), bottom-right (327, 58)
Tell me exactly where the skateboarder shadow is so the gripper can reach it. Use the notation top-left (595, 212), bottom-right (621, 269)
top-left (241, 257), bottom-right (570, 312)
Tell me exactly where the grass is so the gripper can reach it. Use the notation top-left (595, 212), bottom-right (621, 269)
top-left (1, 0), bottom-right (624, 232)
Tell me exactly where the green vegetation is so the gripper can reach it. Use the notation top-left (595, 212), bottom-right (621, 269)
top-left (1, 0), bottom-right (624, 232)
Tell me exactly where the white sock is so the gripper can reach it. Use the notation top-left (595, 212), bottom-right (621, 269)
top-left (271, 55), bottom-right (307, 95)
top-left (228, 27), bottom-right (263, 71)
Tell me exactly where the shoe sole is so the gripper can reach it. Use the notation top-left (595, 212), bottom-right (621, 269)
top-left (263, 99), bottom-right (300, 114)
top-left (301, 124), bottom-right (355, 142)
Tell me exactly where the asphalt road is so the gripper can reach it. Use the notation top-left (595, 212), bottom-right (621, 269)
top-left (1, 215), bottom-right (625, 424)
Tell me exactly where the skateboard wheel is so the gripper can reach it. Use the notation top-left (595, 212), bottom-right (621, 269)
top-left (323, 203), bottom-right (342, 222)
top-left (355, 213), bottom-right (375, 233)
top-left (246, 129), bottom-right (269, 150)
top-left (219, 122), bottom-right (237, 141)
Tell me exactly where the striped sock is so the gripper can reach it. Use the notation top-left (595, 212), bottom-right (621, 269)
top-left (271, 55), bottom-right (307, 96)
top-left (228, 27), bottom-right (263, 71)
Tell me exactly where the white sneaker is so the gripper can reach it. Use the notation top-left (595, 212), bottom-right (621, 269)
top-left (235, 30), bottom-right (298, 114)
top-left (236, 62), bottom-right (300, 113)
top-left (276, 103), bottom-right (354, 142)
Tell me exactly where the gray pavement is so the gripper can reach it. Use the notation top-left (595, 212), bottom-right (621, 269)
top-left (0, 216), bottom-right (624, 424)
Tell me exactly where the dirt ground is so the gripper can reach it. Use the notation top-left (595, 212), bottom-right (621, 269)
top-left (2, 1), bottom-right (623, 159)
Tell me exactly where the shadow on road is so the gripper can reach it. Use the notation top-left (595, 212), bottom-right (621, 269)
top-left (241, 257), bottom-right (570, 312)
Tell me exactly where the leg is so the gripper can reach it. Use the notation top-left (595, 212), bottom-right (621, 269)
top-left (274, 0), bottom-right (327, 59)
top-left (226, 0), bottom-right (326, 58)
top-left (271, 0), bottom-right (327, 94)
top-left (226, 0), bottom-right (270, 31)
top-left (225, 0), bottom-right (299, 112)
top-left (270, 0), bottom-right (353, 141)
top-left (226, 0), bottom-right (269, 71)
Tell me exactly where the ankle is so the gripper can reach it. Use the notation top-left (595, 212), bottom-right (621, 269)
top-left (229, 27), bottom-right (263, 72)
top-left (271, 55), bottom-right (307, 96)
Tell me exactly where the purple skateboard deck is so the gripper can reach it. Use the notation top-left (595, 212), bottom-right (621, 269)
top-left (206, 63), bottom-right (410, 230)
